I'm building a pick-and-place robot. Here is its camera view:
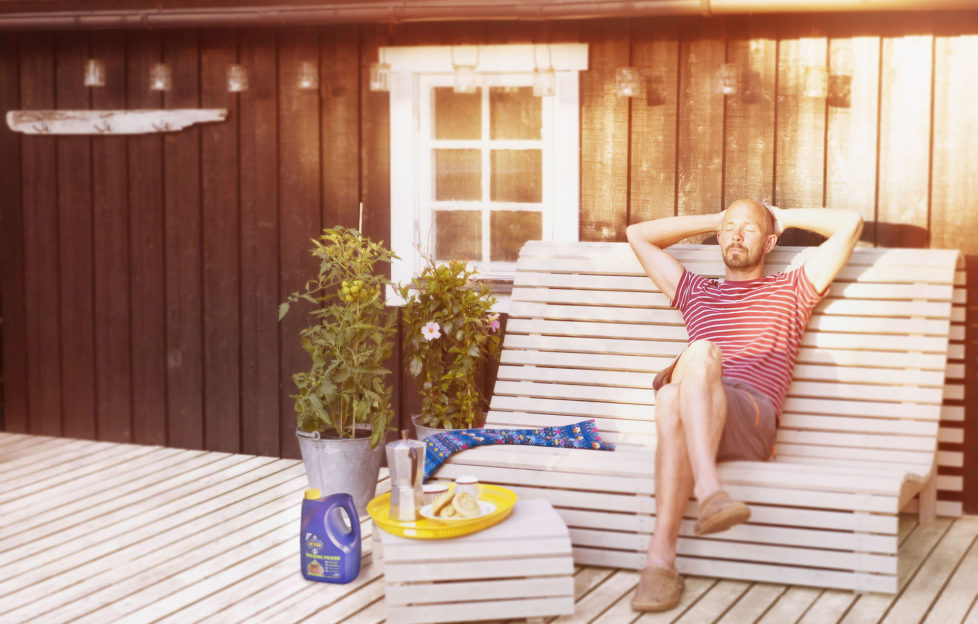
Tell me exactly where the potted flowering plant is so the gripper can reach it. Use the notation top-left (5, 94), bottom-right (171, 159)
top-left (279, 226), bottom-right (397, 513)
top-left (397, 257), bottom-right (502, 437)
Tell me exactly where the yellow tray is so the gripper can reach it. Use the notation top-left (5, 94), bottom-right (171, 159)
top-left (368, 484), bottom-right (517, 539)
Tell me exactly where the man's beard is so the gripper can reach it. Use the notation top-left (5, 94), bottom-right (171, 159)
top-left (722, 244), bottom-right (759, 270)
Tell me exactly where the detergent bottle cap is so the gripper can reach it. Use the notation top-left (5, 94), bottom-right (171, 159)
top-left (304, 488), bottom-right (322, 500)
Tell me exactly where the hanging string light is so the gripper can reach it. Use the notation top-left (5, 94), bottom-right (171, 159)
top-left (227, 64), bottom-right (248, 92)
top-left (298, 61), bottom-right (319, 91)
top-left (715, 62), bottom-right (738, 95)
top-left (615, 67), bottom-right (640, 98)
top-left (84, 59), bottom-right (106, 87)
top-left (451, 45), bottom-right (479, 94)
top-left (149, 62), bottom-right (172, 92)
top-left (369, 47), bottom-right (391, 92)
top-left (532, 43), bottom-right (556, 98)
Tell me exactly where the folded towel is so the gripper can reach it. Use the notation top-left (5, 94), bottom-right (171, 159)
top-left (422, 419), bottom-right (615, 482)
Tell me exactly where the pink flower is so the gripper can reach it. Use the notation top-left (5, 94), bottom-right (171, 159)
top-left (488, 312), bottom-right (500, 333)
top-left (421, 321), bottom-right (441, 341)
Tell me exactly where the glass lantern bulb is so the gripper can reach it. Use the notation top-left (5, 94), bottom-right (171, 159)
top-left (716, 63), bottom-right (738, 95)
top-left (615, 67), bottom-right (640, 98)
top-left (227, 64), bottom-right (248, 93)
top-left (533, 67), bottom-right (556, 98)
top-left (804, 66), bottom-right (828, 98)
top-left (298, 61), bottom-right (319, 91)
top-left (149, 63), bottom-right (172, 92)
top-left (84, 59), bottom-right (106, 88)
top-left (453, 65), bottom-right (478, 94)
top-left (369, 62), bottom-right (391, 92)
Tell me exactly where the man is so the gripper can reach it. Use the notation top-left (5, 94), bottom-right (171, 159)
top-left (624, 199), bottom-right (863, 612)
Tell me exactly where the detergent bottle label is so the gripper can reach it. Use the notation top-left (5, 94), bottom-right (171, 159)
top-left (302, 531), bottom-right (342, 579)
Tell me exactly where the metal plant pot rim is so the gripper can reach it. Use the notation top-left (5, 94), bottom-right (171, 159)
top-left (296, 427), bottom-right (374, 441)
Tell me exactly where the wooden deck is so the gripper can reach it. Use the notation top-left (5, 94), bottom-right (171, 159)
top-left (1, 432), bottom-right (976, 624)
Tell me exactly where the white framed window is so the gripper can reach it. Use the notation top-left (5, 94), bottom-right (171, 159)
top-left (384, 44), bottom-right (587, 310)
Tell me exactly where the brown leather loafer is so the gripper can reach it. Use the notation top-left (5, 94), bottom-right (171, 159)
top-left (694, 489), bottom-right (750, 536)
top-left (631, 566), bottom-right (684, 612)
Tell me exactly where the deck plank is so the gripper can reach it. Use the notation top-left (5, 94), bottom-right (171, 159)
top-left (673, 579), bottom-right (751, 624)
top-left (887, 516), bottom-right (978, 624)
top-left (3, 446), bottom-right (192, 525)
top-left (589, 570), bottom-right (639, 624)
top-left (799, 589), bottom-right (858, 624)
top-left (161, 521), bottom-right (377, 623)
top-left (555, 569), bottom-right (638, 623)
top-left (923, 525), bottom-right (978, 624)
top-left (6, 470), bottom-right (306, 623)
top-left (716, 583), bottom-right (787, 623)
top-left (0, 449), bottom-right (225, 553)
top-left (0, 438), bottom-right (137, 493)
top-left (841, 518), bottom-right (952, 624)
top-left (1, 433), bottom-right (976, 624)
top-left (966, 599), bottom-right (978, 624)
top-left (0, 454), bottom-right (276, 593)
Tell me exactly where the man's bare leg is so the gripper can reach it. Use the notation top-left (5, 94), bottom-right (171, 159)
top-left (634, 340), bottom-right (743, 611)
top-left (670, 340), bottom-right (727, 501)
top-left (646, 382), bottom-right (694, 570)
top-left (645, 340), bottom-right (726, 569)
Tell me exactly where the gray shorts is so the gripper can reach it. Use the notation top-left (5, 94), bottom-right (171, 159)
top-left (717, 377), bottom-right (777, 462)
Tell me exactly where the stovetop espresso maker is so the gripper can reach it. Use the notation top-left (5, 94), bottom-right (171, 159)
top-left (386, 430), bottom-right (425, 522)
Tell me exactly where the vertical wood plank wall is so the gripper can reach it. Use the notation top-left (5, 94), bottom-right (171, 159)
top-left (0, 13), bottom-right (975, 513)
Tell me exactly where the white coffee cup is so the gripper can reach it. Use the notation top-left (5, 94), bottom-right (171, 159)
top-left (422, 483), bottom-right (449, 506)
top-left (454, 475), bottom-right (480, 499)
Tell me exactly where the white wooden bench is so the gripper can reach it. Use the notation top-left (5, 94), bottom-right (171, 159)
top-left (434, 241), bottom-right (962, 594)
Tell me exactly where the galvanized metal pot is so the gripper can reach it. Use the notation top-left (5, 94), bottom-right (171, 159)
top-left (411, 415), bottom-right (444, 442)
top-left (411, 412), bottom-right (487, 441)
top-left (296, 428), bottom-right (383, 516)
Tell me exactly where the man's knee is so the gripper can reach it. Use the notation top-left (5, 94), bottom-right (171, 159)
top-left (677, 340), bottom-right (723, 378)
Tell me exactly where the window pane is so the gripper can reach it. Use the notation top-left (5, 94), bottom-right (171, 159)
top-left (490, 87), bottom-right (541, 140)
top-left (435, 149), bottom-right (482, 201)
top-left (490, 211), bottom-right (542, 262)
top-left (490, 149), bottom-right (542, 203)
top-left (434, 87), bottom-right (481, 140)
top-left (435, 211), bottom-right (482, 261)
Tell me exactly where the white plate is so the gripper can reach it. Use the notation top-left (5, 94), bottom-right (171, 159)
top-left (419, 500), bottom-right (496, 522)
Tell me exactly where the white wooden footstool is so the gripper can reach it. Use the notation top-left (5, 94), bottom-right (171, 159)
top-left (376, 498), bottom-right (575, 624)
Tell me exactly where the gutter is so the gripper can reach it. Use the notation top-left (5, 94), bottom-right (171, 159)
top-left (0, 0), bottom-right (973, 30)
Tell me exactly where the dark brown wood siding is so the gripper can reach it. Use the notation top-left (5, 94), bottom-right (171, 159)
top-left (1, 13), bottom-right (976, 512)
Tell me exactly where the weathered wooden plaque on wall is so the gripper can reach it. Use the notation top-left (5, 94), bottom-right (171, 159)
top-left (5, 109), bottom-right (228, 135)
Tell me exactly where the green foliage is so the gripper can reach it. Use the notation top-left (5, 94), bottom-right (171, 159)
top-left (397, 257), bottom-right (501, 430)
top-left (279, 226), bottom-right (397, 448)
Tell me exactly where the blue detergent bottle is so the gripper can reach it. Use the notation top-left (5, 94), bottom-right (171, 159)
top-left (300, 489), bottom-right (361, 583)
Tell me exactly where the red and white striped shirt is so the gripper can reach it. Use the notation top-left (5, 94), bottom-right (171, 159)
top-left (672, 267), bottom-right (825, 417)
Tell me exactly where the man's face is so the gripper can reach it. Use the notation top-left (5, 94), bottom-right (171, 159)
top-left (719, 202), bottom-right (774, 271)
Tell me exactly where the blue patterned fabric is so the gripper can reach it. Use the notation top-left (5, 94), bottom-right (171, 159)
top-left (422, 419), bottom-right (615, 482)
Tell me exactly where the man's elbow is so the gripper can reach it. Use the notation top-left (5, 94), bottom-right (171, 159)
top-left (849, 212), bottom-right (864, 240)
top-left (625, 223), bottom-right (640, 245)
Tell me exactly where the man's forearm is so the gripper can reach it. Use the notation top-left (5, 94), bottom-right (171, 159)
top-left (776, 207), bottom-right (862, 240)
top-left (626, 213), bottom-right (723, 249)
